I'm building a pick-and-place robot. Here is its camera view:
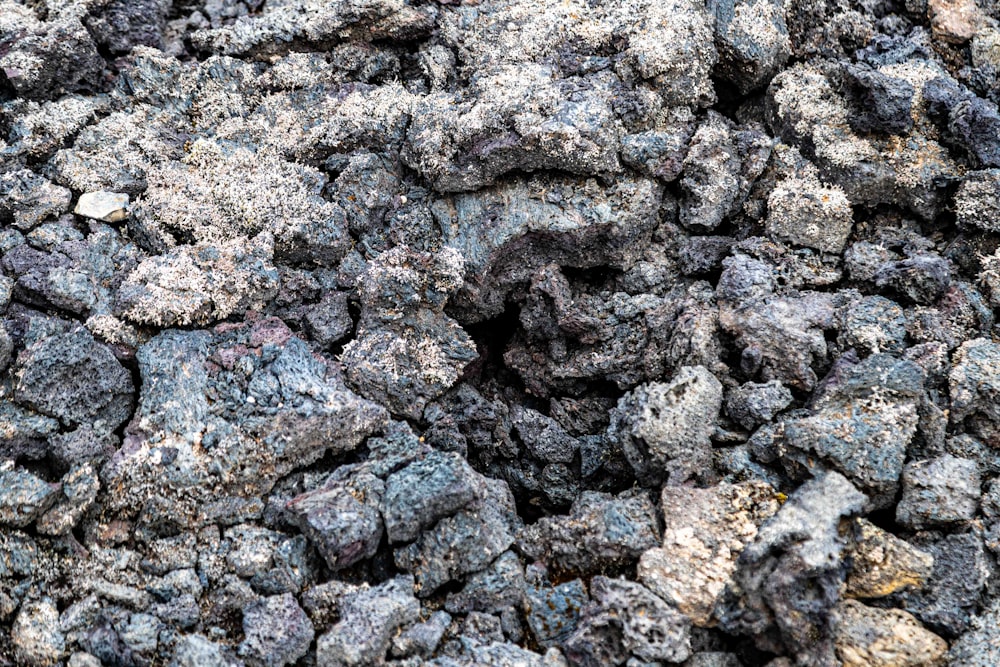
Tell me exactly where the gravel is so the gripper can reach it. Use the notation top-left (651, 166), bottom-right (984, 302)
top-left (2, 0), bottom-right (1000, 664)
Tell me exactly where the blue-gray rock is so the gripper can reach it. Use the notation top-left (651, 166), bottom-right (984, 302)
top-left (382, 450), bottom-right (483, 544)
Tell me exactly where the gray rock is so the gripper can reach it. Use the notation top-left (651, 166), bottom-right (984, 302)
top-left (285, 471), bottom-right (384, 571)
top-left (717, 472), bottom-right (867, 664)
top-left (517, 490), bottom-right (660, 575)
top-left (36, 463), bottom-right (100, 536)
top-left (895, 455), bottom-right (981, 529)
top-left (395, 478), bottom-right (520, 596)
top-left (391, 610), bottom-right (451, 659)
top-left (14, 326), bottom-right (134, 429)
top-left (383, 450), bottom-right (483, 544)
top-left (948, 599), bottom-right (1000, 665)
top-left (608, 366), bottom-right (723, 484)
top-left (524, 566), bottom-right (588, 648)
top-left (889, 531), bottom-right (990, 638)
top-left (0, 468), bottom-right (60, 528)
top-left (432, 174), bottom-right (661, 322)
top-left (0, 169), bottom-right (72, 230)
top-left (316, 576), bottom-right (421, 666)
top-left (170, 634), bottom-right (246, 667)
top-left (725, 381), bottom-right (793, 431)
top-left (564, 577), bottom-right (692, 666)
top-left (709, 0), bottom-right (790, 93)
top-left (445, 551), bottom-right (526, 614)
top-left (238, 593), bottom-right (314, 667)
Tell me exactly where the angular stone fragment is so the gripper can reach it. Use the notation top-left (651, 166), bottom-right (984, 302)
top-left (285, 472), bottom-right (384, 571)
top-left (717, 472), bottom-right (867, 663)
top-left (445, 551), bottom-right (526, 614)
top-left (382, 450), bottom-right (482, 544)
top-left (395, 479), bottom-right (520, 595)
top-left (14, 327), bottom-right (134, 429)
top-left (12, 599), bottom-right (65, 667)
top-left (895, 455), bottom-right (981, 529)
top-left (0, 469), bottom-right (60, 528)
top-left (238, 594), bottom-right (314, 667)
top-left (833, 600), bottom-right (947, 667)
top-left (844, 519), bottom-right (934, 599)
top-left (518, 490), bottom-right (660, 575)
top-left (74, 192), bottom-right (130, 223)
top-left (565, 577), bottom-right (691, 666)
top-left (169, 634), bottom-right (244, 667)
top-left (316, 576), bottom-right (420, 667)
top-left (524, 568), bottom-right (588, 648)
top-left (725, 381), bottom-right (793, 431)
top-left (638, 482), bottom-right (781, 626)
top-left (928, 0), bottom-right (984, 44)
top-left (890, 532), bottom-right (989, 638)
top-left (101, 322), bottom-right (387, 526)
top-left (778, 354), bottom-right (925, 508)
top-left (608, 366), bottom-right (722, 484)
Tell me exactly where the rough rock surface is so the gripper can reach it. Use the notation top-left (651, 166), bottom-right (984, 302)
top-left (3, 0), bottom-right (1000, 665)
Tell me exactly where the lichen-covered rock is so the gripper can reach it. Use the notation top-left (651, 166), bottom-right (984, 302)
top-left (190, 0), bottom-right (437, 58)
top-left (341, 246), bottom-right (477, 419)
top-left (638, 482), bottom-right (781, 626)
top-left (765, 170), bottom-right (853, 253)
top-left (709, 0), bottom-right (790, 93)
top-left (116, 240), bottom-right (279, 327)
top-left (767, 61), bottom-right (961, 220)
top-left (12, 599), bottom-right (65, 666)
top-left (608, 366), bottom-right (723, 485)
top-left (895, 455), bottom-right (981, 529)
top-left (955, 169), bottom-right (1000, 232)
top-left (0, 6), bottom-right (103, 100)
